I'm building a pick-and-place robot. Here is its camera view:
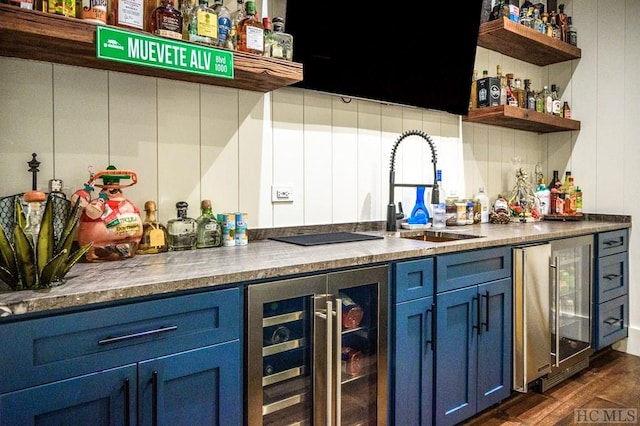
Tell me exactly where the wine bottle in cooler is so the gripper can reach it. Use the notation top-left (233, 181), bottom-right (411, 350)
top-left (340, 293), bottom-right (364, 329)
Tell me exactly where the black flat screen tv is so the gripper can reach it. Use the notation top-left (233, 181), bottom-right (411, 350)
top-left (284, 1), bottom-right (484, 116)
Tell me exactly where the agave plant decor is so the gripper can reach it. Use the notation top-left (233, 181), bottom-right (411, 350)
top-left (0, 194), bottom-right (92, 291)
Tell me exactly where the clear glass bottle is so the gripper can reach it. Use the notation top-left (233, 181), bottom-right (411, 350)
top-left (167, 201), bottom-right (197, 251)
top-left (188, 0), bottom-right (218, 45)
top-left (150, 0), bottom-right (183, 40)
top-left (212, 0), bottom-right (232, 49)
top-left (497, 65), bottom-right (507, 105)
top-left (196, 199), bottom-right (222, 248)
top-left (542, 85), bottom-right (553, 114)
top-left (237, 0), bottom-right (264, 55)
top-left (229, 0), bottom-right (245, 50)
top-left (262, 17), bottom-right (274, 57)
top-left (23, 190), bottom-right (46, 243)
top-left (138, 200), bottom-right (169, 255)
top-left (567, 16), bottom-right (578, 46)
top-left (551, 84), bottom-right (562, 116)
top-left (266, 17), bottom-right (293, 61)
top-left (469, 69), bottom-right (478, 110)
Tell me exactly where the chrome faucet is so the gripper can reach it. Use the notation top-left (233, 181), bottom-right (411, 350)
top-left (386, 130), bottom-right (439, 231)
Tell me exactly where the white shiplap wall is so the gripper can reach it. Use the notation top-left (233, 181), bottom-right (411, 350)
top-left (0, 0), bottom-right (638, 355)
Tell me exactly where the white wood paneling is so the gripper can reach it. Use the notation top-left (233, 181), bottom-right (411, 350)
top-left (0, 58), bottom-right (53, 196)
top-left (356, 99), bottom-right (382, 222)
top-left (331, 96), bottom-right (358, 224)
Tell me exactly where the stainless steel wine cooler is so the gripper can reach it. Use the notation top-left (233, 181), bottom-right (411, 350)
top-left (246, 265), bottom-right (388, 425)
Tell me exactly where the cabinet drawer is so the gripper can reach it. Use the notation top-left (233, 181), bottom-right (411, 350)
top-left (436, 246), bottom-right (511, 293)
top-left (597, 229), bottom-right (628, 257)
top-left (394, 258), bottom-right (434, 302)
top-left (596, 252), bottom-right (629, 303)
top-left (595, 294), bottom-right (629, 350)
top-left (0, 287), bottom-right (240, 394)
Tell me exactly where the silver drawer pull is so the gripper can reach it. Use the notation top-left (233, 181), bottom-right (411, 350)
top-left (604, 317), bottom-right (623, 326)
top-left (98, 325), bottom-right (178, 345)
top-left (603, 240), bottom-right (623, 247)
top-left (603, 273), bottom-right (622, 280)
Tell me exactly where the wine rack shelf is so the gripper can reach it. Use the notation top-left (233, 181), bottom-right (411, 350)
top-left (463, 105), bottom-right (581, 133)
top-left (0, 4), bottom-right (303, 92)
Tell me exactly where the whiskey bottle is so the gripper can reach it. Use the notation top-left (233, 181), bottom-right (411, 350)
top-left (558, 3), bottom-right (568, 42)
top-left (524, 79), bottom-right (536, 110)
top-left (167, 201), bottom-right (197, 251)
top-left (212, 0), bottom-right (232, 49)
top-left (150, 0), bottom-right (183, 41)
top-left (108, 0), bottom-right (145, 31)
top-left (562, 101), bottom-right (571, 119)
top-left (229, 0), bottom-right (245, 50)
top-left (549, 13), bottom-right (561, 40)
top-left (514, 78), bottom-right (525, 109)
top-left (567, 16), bottom-right (578, 46)
top-left (237, 0), bottom-right (264, 55)
top-left (497, 65), bottom-right (507, 105)
top-left (266, 17), bottom-right (293, 61)
top-left (138, 200), bottom-right (169, 255)
top-left (196, 199), bottom-right (222, 248)
top-left (188, 0), bottom-right (218, 45)
top-left (551, 84), bottom-right (562, 116)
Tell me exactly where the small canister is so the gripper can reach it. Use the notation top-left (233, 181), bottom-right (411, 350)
top-left (466, 200), bottom-right (474, 225)
top-left (455, 202), bottom-right (467, 226)
top-left (445, 197), bottom-right (459, 226)
top-left (235, 212), bottom-right (248, 245)
top-left (218, 213), bottom-right (236, 246)
top-left (473, 198), bottom-right (481, 224)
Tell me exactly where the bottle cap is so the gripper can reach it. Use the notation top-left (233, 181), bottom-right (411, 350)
top-left (201, 199), bottom-right (212, 209)
top-left (144, 200), bottom-right (157, 211)
top-left (262, 17), bottom-right (271, 30)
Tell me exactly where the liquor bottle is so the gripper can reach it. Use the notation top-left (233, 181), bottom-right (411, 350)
top-left (547, 170), bottom-right (561, 192)
top-left (167, 201), bottom-right (197, 251)
top-left (237, 0), bottom-right (264, 55)
top-left (567, 16), bottom-right (577, 46)
top-left (188, 0), bottom-right (218, 45)
top-left (267, 16), bottom-right (293, 61)
top-left (196, 199), bottom-right (222, 248)
top-left (524, 79), bottom-right (536, 110)
top-left (534, 8), bottom-right (544, 33)
top-left (558, 3), bottom-right (568, 42)
top-left (565, 176), bottom-right (577, 214)
top-left (228, 0), bottom-right (245, 50)
top-left (108, 0), bottom-right (145, 30)
top-left (138, 200), bottom-right (169, 255)
top-left (575, 186), bottom-right (583, 213)
top-left (262, 17), bottom-right (273, 57)
top-left (213, 0), bottom-right (232, 49)
top-left (543, 85), bottom-right (553, 114)
top-left (548, 12), bottom-right (561, 40)
top-left (515, 78), bottom-right (525, 109)
top-left (478, 70), bottom-right (489, 107)
top-left (535, 88), bottom-right (544, 113)
top-left (540, 11), bottom-right (549, 35)
top-left (535, 178), bottom-right (551, 216)
top-left (150, 0), bottom-right (183, 40)
top-left (180, 0), bottom-right (195, 40)
top-left (551, 84), bottom-right (562, 116)
top-left (48, 179), bottom-right (67, 199)
top-left (469, 69), bottom-right (478, 110)
top-left (475, 187), bottom-right (490, 223)
top-left (562, 101), bottom-right (571, 119)
top-left (519, 0), bottom-right (534, 28)
top-left (497, 65), bottom-right (507, 105)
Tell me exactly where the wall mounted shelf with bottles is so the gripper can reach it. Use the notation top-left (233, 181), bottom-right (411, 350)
top-left (466, 17), bottom-right (582, 132)
top-left (464, 105), bottom-right (580, 133)
top-left (0, 5), bottom-right (303, 92)
top-left (477, 17), bottom-right (581, 66)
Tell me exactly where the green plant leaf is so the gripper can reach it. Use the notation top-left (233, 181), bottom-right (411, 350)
top-left (39, 249), bottom-right (68, 287)
top-left (0, 264), bottom-right (18, 290)
top-left (13, 223), bottom-right (37, 289)
top-left (0, 223), bottom-right (18, 280)
top-left (37, 195), bottom-right (55, 275)
top-left (14, 197), bottom-right (26, 231)
top-left (56, 197), bottom-right (81, 254)
top-left (60, 242), bottom-right (93, 277)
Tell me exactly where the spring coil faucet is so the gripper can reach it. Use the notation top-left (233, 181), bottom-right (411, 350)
top-left (386, 130), bottom-right (439, 231)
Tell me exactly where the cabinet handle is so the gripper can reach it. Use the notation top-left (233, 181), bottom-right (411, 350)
top-left (481, 290), bottom-right (490, 332)
top-left (603, 239), bottom-right (623, 247)
top-left (553, 256), bottom-right (560, 368)
top-left (426, 303), bottom-right (435, 350)
top-left (603, 273), bottom-right (622, 280)
top-left (325, 300), bottom-right (333, 425)
top-left (473, 295), bottom-right (481, 335)
top-left (124, 378), bottom-right (130, 426)
top-left (604, 317), bottom-right (623, 326)
top-left (98, 325), bottom-right (178, 345)
top-left (152, 370), bottom-right (158, 426)
top-left (335, 298), bottom-right (342, 426)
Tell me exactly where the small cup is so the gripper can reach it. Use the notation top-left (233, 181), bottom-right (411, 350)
top-left (432, 203), bottom-right (446, 229)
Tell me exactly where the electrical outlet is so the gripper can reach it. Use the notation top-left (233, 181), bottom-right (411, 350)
top-left (271, 185), bottom-right (294, 202)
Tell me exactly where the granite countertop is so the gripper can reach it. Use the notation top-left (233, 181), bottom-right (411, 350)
top-left (0, 217), bottom-right (631, 318)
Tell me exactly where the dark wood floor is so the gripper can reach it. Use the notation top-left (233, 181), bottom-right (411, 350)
top-left (461, 348), bottom-right (640, 425)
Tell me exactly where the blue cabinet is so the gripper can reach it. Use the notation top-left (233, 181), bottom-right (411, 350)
top-left (434, 247), bottom-right (512, 426)
top-left (0, 287), bottom-right (242, 425)
top-left (392, 258), bottom-right (435, 426)
top-left (593, 229), bottom-right (629, 350)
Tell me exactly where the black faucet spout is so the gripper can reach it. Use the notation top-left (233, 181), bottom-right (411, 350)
top-left (386, 130), bottom-right (438, 232)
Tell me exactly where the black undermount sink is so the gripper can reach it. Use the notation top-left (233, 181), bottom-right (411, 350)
top-left (398, 230), bottom-right (484, 243)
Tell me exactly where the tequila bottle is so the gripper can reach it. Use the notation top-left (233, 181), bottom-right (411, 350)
top-left (188, 0), bottom-right (218, 45)
top-left (167, 201), bottom-right (197, 251)
top-left (196, 199), bottom-right (222, 248)
top-left (212, 0), bottom-right (232, 49)
top-left (229, 0), bottom-right (245, 50)
top-left (237, 0), bottom-right (264, 55)
top-left (267, 16), bottom-right (294, 61)
top-left (138, 200), bottom-right (169, 255)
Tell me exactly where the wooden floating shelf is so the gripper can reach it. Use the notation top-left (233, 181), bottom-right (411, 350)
top-left (0, 4), bottom-right (303, 92)
top-left (478, 17), bottom-right (581, 66)
top-left (463, 105), bottom-right (580, 133)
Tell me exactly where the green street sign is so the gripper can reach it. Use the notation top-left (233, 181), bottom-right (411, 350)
top-left (96, 26), bottom-right (234, 80)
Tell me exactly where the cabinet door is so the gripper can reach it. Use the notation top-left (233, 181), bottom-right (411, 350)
top-left (138, 341), bottom-right (241, 426)
top-left (435, 286), bottom-right (478, 426)
top-left (0, 364), bottom-right (137, 425)
top-left (477, 278), bottom-right (512, 413)
top-left (394, 295), bottom-right (434, 426)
